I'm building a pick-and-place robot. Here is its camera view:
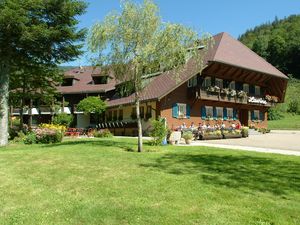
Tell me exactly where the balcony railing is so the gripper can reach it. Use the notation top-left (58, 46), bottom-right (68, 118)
top-left (11, 106), bottom-right (72, 115)
top-left (188, 86), bottom-right (276, 107)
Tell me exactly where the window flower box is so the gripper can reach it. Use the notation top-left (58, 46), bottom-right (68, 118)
top-left (206, 86), bottom-right (220, 94)
top-left (223, 130), bottom-right (242, 139)
top-left (237, 90), bottom-right (247, 99)
top-left (202, 130), bottom-right (223, 140)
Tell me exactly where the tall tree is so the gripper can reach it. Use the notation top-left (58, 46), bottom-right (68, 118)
top-left (0, 0), bottom-right (87, 146)
top-left (9, 64), bottom-right (62, 129)
top-left (88, 0), bottom-right (210, 152)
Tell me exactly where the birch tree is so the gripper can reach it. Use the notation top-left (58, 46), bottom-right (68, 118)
top-left (88, 0), bottom-right (211, 152)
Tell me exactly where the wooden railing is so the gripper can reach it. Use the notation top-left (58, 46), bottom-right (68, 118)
top-left (187, 87), bottom-right (275, 107)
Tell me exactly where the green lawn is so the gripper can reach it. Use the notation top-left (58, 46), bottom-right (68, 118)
top-left (0, 138), bottom-right (300, 225)
top-left (268, 113), bottom-right (300, 130)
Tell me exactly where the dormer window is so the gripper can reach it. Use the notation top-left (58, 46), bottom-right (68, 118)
top-left (92, 75), bottom-right (108, 84)
top-left (62, 78), bottom-right (74, 86)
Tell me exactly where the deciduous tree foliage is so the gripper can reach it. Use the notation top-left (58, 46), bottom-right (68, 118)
top-left (88, 0), bottom-right (211, 152)
top-left (0, 0), bottom-right (87, 146)
top-left (77, 96), bottom-right (107, 115)
top-left (239, 15), bottom-right (300, 79)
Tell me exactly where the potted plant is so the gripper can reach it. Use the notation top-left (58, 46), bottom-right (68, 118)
top-left (182, 131), bottom-right (193, 144)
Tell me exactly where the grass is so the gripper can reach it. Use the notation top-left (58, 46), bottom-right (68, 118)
top-left (267, 79), bottom-right (300, 130)
top-left (268, 113), bottom-right (300, 130)
top-left (0, 138), bottom-right (300, 225)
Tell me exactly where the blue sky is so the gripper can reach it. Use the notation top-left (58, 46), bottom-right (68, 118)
top-left (63, 0), bottom-right (300, 66)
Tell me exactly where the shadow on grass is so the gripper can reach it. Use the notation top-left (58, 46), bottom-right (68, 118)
top-left (140, 153), bottom-right (300, 195)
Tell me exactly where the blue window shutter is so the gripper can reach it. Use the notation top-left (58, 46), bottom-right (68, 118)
top-left (233, 109), bottom-right (237, 120)
top-left (213, 106), bottom-right (217, 119)
top-left (172, 103), bottom-right (178, 118)
top-left (249, 85), bottom-right (255, 95)
top-left (260, 111), bottom-right (265, 121)
top-left (186, 104), bottom-right (191, 118)
top-left (223, 107), bottom-right (227, 120)
top-left (201, 106), bottom-right (206, 119)
top-left (251, 111), bottom-right (255, 120)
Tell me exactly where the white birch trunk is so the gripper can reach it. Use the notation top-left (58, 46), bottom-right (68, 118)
top-left (0, 63), bottom-right (9, 146)
top-left (135, 95), bottom-right (143, 152)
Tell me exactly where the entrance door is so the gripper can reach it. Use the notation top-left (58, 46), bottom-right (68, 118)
top-left (239, 109), bottom-right (248, 126)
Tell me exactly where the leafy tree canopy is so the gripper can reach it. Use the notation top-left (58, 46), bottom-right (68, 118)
top-left (239, 15), bottom-right (300, 79)
top-left (77, 97), bottom-right (107, 115)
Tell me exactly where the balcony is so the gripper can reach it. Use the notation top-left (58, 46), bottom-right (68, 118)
top-left (11, 106), bottom-right (72, 115)
top-left (188, 86), bottom-right (276, 107)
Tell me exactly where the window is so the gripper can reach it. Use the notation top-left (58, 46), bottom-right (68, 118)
top-left (205, 106), bottom-right (213, 118)
top-left (178, 103), bottom-right (186, 117)
top-left (216, 107), bottom-right (223, 118)
top-left (118, 109), bottom-right (123, 120)
top-left (227, 108), bottom-right (233, 119)
top-left (243, 83), bottom-right (249, 93)
top-left (255, 85), bottom-right (261, 96)
top-left (146, 106), bottom-right (152, 119)
top-left (253, 110), bottom-right (259, 120)
top-left (229, 81), bottom-right (235, 90)
top-left (215, 78), bottom-right (223, 88)
top-left (140, 106), bottom-right (144, 119)
top-left (203, 77), bottom-right (211, 88)
top-left (173, 103), bottom-right (190, 118)
top-left (107, 111), bottom-right (112, 121)
top-left (187, 76), bottom-right (197, 87)
top-left (113, 110), bottom-right (118, 121)
top-left (131, 107), bottom-right (137, 118)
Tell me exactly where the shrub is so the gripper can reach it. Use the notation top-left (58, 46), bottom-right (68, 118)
top-left (267, 107), bottom-right (284, 120)
top-left (287, 99), bottom-right (300, 114)
top-left (241, 126), bottom-right (249, 137)
top-left (93, 129), bottom-right (113, 138)
top-left (149, 119), bottom-right (168, 145)
top-left (257, 128), bottom-right (271, 134)
top-left (35, 128), bottom-right (63, 144)
top-left (23, 132), bottom-right (37, 144)
top-left (182, 131), bottom-right (193, 140)
top-left (12, 131), bottom-right (26, 143)
top-left (9, 127), bottom-right (19, 140)
top-left (53, 113), bottom-right (73, 127)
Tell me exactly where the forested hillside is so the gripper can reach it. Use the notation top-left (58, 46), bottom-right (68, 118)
top-left (239, 15), bottom-right (300, 128)
top-left (239, 15), bottom-right (300, 79)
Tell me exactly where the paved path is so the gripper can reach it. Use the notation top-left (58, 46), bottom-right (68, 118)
top-left (178, 130), bottom-right (300, 156)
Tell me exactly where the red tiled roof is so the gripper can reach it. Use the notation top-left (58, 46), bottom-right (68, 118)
top-left (57, 66), bottom-right (116, 94)
top-left (108, 32), bottom-right (288, 107)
